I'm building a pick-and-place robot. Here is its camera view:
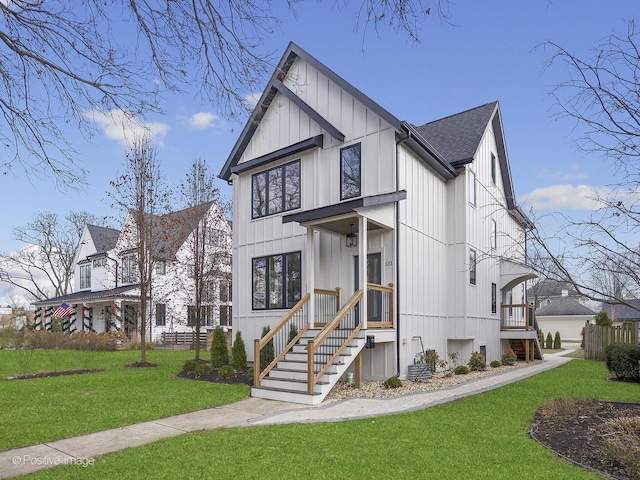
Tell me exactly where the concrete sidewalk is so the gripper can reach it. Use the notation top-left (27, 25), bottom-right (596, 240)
top-left (0, 352), bottom-right (574, 478)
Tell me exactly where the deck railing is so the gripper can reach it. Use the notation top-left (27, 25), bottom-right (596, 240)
top-left (366, 283), bottom-right (394, 328)
top-left (307, 290), bottom-right (363, 394)
top-left (500, 303), bottom-right (537, 330)
top-left (253, 287), bottom-right (341, 387)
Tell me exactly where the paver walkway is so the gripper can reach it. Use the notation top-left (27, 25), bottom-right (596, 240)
top-left (0, 351), bottom-right (574, 478)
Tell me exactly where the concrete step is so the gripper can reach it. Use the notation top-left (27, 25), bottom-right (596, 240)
top-left (260, 376), bottom-right (331, 394)
top-left (250, 386), bottom-right (323, 405)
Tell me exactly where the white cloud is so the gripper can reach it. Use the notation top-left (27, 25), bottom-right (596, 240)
top-left (519, 184), bottom-right (607, 211)
top-left (188, 111), bottom-right (220, 130)
top-left (537, 164), bottom-right (589, 181)
top-left (86, 108), bottom-right (169, 148)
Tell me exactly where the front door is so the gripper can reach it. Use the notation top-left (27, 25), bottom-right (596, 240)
top-left (354, 253), bottom-right (382, 322)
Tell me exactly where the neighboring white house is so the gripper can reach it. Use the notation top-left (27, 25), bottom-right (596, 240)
top-left (218, 42), bottom-right (538, 404)
top-left (33, 203), bottom-right (232, 342)
top-left (535, 296), bottom-right (595, 342)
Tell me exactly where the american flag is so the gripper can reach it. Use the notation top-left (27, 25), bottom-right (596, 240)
top-left (53, 303), bottom-right (74, 318)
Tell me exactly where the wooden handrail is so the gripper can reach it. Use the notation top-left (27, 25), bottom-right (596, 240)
top-left (307, 290), bottom-right (363, 394)
top-left (256, 293), bottom-right (310, 350)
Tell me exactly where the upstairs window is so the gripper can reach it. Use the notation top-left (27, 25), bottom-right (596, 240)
top-left (92, 257), bottom-right (106, 268)
top-left (468, 169), bottom-right (476, 207)
top-left (155, 260), bottom-right (166, 275)
top-left (79, 264), bottom-right (91, 290)
top-left (341, 143), bottom-right (361, 200)
top-left (220, 281), bottom-right (232, 303)
top-left (491, 283), bottom-right (497, 314)
top-left (469, 248), bottom-right (477, 286)
top-left (121, 255), bottom-right (138, 284)
top-left (490, 219), bottom-right (497, 250)
top-left (251, 160), bottom-right (300, 218)
top-left (491, 153), bottom-right (497, 184)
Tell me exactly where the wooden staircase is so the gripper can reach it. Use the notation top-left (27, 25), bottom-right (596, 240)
top-left (252, 328), bottom-right (366, 405)
top-left (508, 337), bottom-right (543, 361)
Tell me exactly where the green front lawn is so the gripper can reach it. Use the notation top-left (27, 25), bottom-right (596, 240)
top-left (0, 349), bottom-right (249, 451)
top-left (29, 360), bottom-right (640, 479)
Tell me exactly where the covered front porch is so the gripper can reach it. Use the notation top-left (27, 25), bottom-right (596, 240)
top-left (252, 192), bottom-right (404, 404)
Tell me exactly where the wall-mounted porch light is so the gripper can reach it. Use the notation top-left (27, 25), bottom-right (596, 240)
top-left (346, 224), bottom-right (357, 248)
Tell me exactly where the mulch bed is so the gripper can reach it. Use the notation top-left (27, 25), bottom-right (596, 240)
top-left (7, 368), bottom-right (105, 380)
top-left (531, 399), bottom-right (640, 479)
top-left (177, 368), bottom-right (252, 386)
top-left (124, 362), bottom-right (159, 368)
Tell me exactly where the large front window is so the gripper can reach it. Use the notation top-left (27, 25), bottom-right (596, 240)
top-left (340, 143), bottom-right (361, 200)
top-left (79, 264), bottom-right (91, 290)
top-left (251, 160), bottom-right (300, 218)
top-left (252, 252), bottom-right (301, 309)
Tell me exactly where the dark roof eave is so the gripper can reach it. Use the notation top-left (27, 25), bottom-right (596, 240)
top-left (400, 123), bottom-right (457, 180)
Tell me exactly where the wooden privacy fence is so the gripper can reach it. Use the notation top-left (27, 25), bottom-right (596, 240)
top-left (584, 323), bottom-right (639, 361)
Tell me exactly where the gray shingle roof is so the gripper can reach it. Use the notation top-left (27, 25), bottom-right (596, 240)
top-left (603, 300), bottom-right (640, 321)
top-left (32, 285), bottom-right (139, 306)
top-left (87, 224), bottom-right (120, 253)
top-left (412, 102), bottom-right (498, 167)
top-left (536, 297), bottom-right (595, 316)
top-left (527, 279), bottom-right (578, 298)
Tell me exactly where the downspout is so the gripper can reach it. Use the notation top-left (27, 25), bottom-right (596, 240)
top-left (395, 128), bottom-right (411, 377)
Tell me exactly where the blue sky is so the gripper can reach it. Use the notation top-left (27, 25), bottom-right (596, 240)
top-left (1, 0), bottom-right (637, 256)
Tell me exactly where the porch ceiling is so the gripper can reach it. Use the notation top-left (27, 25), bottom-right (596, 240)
top-left (283, 190), bottom-right (406, 236)
top-left (500, 260), bottom-right (537, 291)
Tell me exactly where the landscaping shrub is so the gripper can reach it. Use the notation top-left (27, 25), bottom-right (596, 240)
top-left (218, 365), bottom-right (235, 379)
top-left (384, 376), bottom-right (402, 388)
top-left (231, 331), bottom-right (247, 371)
top-left (259, 326), bottom-right (274, 369)
top-left (454, 365), bottom-right (469, 375)
top-left (182, 360), bottom-right (198, 372)
top-left (467, 351), bottom-right (486, 371)
top-left (210, 327), bottom-right (229, 368)
top-left (594, 311), bottom-right (612, 327)
top-left (605, 345), bottom-right (640, 381)
top-left (288, 324), bottom-right (299, 345)
top-left (545, 332), bottom-right (553, 349)
top-left (26, 330), bottom-right (126, 351)
top-left (553, 331), bottom-right (561, 349)
top-left (538, 329), bottom-right (544, 346)
top-left (500, 348), bottom-right (517, 366)
top-left (490, 360), bottom-right (501, 368)
top-left (194, 362), bottom-right (211, 378)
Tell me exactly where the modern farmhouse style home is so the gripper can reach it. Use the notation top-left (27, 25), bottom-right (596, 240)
top-left (219, 42), bottom-right (539, 404)
top-left (33, 202), bottom-right (232, 342)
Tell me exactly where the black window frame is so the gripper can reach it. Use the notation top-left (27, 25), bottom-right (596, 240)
top-left (491, 282), bottom-right (497, 314)
top-left (219, 305), bottom-right (232, 326)
top-left (469, 248), bottom-right (477, 286)
top-left (490, 219), bottom-right (497, 251)
top-left (491, 153), bottom-right (496, 184)
top-left (340, 143), bottom-right (361, 200)
top-left (468, 169), bottom-right (477, 207)
top-left (252, 251), bottom-right (302, 310)
top-left (251, 159), bottom-right (301, 219)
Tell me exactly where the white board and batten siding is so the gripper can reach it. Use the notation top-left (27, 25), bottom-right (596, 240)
top-left (232, 56), bottom-right (398, 357)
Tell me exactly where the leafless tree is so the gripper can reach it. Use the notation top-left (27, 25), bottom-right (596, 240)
top-left (109, 134), bottom-right (170, 363)
top-left (0, 211), bottom-right (99, 302)
top-left (527, 20), bottom-right (640, 310)
top-left (178, 159), bottom-right (231, 361)
top-left (0, 0), bottom-right (448, 184)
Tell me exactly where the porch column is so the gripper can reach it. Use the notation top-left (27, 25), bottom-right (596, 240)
top-left (359, 216), bottom-right (368, 329)
top-left (307, 226), bottom-right (315, 329)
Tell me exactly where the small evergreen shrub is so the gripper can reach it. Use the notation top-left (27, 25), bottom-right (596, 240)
top-left (260, 325), bottom-right (274, 368)
top-left (545, 332), bottom-right (553, 349)
top-left (231, 331), bottom-right (247, 371)
top-left (553, 331), bottom-right (562, 349)
top-left (500, 348), bottom-right (517, 366)
top-left (194, 362), bottom-right (211, 378)
top-left (288, 323), bottom-right (299, 345)
top-left (384, 376), bottom-right (402, 389)
top-left (594, 311), bottom-right (612, 327)
top-left (218, 364), bottom-right (235, 379)
top-left (605, 345), bottom-right (640, 381)
top-left (210, 327), bottom-right (229, 368)
top-left (490, 360), bottom-right (501, 368)
top-left (467, 351), bottom-right (486, 371)
top-left (454, 365), bottom-right (469, 375)
top-left (538, 329), bottom-right (544, 346)
top-left (182, 359), bottom-right (198, 372)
